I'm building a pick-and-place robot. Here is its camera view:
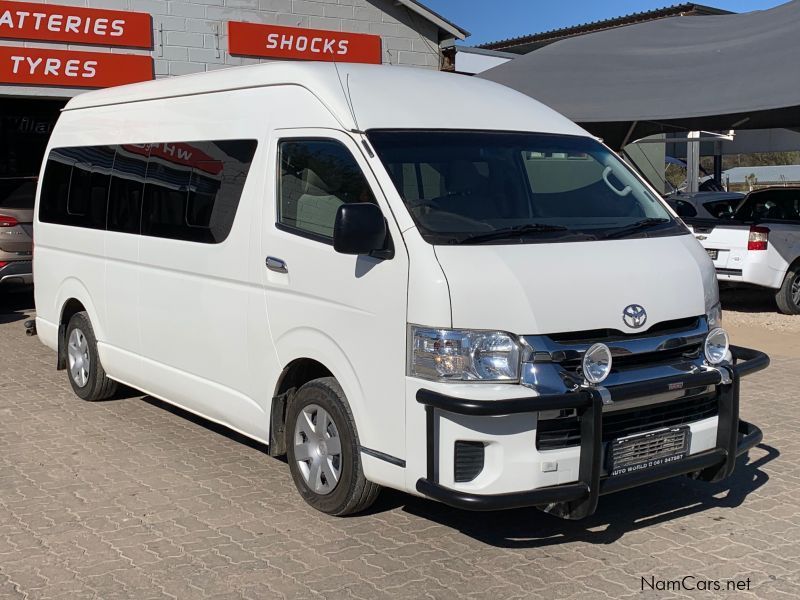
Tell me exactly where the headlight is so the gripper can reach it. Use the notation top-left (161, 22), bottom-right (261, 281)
top-left (704, 327), bottom-right (730, 365)
top-left (706, 301), bottom-right (723, 328)
top-left (582, 343), bottom-right (613, 384)
top-left (409, 327), bottom-right (520, 381)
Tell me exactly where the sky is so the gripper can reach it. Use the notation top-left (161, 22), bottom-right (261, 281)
top-left (422, 0), bottom-right (788, 45)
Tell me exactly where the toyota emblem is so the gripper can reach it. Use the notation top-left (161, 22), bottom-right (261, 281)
top-left (622, 304), bottom-right (647, 329)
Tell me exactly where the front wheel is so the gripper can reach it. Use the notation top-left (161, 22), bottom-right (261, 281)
top-left (286, 377), bottom-right (380, 515)
top-left (775, 266), bottom-right (800, 315)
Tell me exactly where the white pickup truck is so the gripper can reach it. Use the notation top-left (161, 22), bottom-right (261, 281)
top-left (687, 187), bottom-right (800, 314)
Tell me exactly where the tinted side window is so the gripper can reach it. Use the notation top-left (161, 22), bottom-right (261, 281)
top-left (278, 139), bottom-right (376, 240)
top-left (735, 190), bottom-right (800, 222)
top-left (39, 158), bottom-right (72, 225)
top-left (108, 146), bottom-right (148, 234)
top-left (39, 146), bottom-right (114, 228)
top-left (673, 200), bottom-right (697, 218)
top-left (141, 141), bottom-right (257, 243)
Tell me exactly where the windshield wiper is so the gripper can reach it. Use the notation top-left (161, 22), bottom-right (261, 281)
top-left (450, 223), bottom-right (570, 245)
top-left (602, 218), bottom-right (671, 240)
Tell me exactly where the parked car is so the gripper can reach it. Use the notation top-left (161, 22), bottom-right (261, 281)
top-left (687, 187), bottom-right (800, 314)
top-left (665, 191), bottom-right (745, 220)
top-left (34, 62), bottom-right (768, 518)
top-left (0, 177), bottom-right (35, 289)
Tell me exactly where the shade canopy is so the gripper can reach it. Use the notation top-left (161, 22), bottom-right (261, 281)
top-left (480, 1), bottom-right (800, 148)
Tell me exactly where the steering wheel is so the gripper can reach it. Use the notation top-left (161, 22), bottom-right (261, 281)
top-left (602, 166), bottom-right (632, 197)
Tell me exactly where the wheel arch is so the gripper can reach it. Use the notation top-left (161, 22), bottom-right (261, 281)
top-left (55, 281), bottom-right (103, 370)
top-left (268, 329), bottom-right (367, 458)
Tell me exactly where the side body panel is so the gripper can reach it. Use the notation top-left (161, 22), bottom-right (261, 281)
top-left (35, 88), bottom-right (281, 442)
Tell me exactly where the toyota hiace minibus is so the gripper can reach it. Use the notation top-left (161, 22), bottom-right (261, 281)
top-left (34, 63), bottom-right (768, 518)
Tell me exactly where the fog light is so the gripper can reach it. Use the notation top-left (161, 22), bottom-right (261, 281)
top-left (582, 343), bottom-right (612, 384)
top-left (704, 327), bottom-right (730, 365)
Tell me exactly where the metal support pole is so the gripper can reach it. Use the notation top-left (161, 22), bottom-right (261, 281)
top-left (713, 141), bottom-right (723, 187)
top-left (686, 131), bottom-right (700, 193)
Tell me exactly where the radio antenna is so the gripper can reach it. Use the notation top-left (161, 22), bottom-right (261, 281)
top-left (333, 62), bottom-right (362, 133)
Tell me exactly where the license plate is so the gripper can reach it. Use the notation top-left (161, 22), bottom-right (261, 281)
top-left (706, 249), bottom-right (718, 260)
top-left (608, 426), bottom-right (690, 477)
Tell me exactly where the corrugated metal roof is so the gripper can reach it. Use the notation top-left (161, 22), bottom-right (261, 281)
top-left (479, 3), bottom-right (731, 52)
top-left (395, 0), bottom-right (469, 39)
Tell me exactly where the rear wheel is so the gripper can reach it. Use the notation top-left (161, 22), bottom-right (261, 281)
top-left (775, 265), bottom-right (800, 315)
top-left (286, 377), bottom-right (380, 515)
top-left (65, 312), bottom-right (117, 401)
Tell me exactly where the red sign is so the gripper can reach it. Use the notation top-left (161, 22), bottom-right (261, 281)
top-left (0, 47), bottom-right (153, 88)
top-left (122, 143), bottom-right (223, 176)
top-left (0, 1), bottom-right (152, 48)
top-left (228, 21), bottom-right (381, 64)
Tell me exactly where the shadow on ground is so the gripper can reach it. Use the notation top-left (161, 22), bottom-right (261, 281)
top-left (0, 289), bottom-right (34, 324)
top-left (141, 396), bottom-right (271, 455)
top-left (721, 286), bottom-right (779, 313)
top-left (135, 391), bottom-right (777, 548)
top-left (394, 443), bottom-right (777, 548)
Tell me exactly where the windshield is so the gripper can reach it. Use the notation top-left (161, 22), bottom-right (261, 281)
top-left (368, 131), bottom-right (684, 244)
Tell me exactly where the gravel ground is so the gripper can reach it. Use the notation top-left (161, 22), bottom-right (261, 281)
top-left (721, 287), bottom-right (800, 333)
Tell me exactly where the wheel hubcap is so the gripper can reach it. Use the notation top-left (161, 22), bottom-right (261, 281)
top-left (792, 274), bottom-right (800, 307)
top-left (67, 328), bottom-right (90, 388)
top-left (293, 404), bottom-right (342, 495)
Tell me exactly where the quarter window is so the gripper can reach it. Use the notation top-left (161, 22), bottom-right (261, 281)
top-left (39, 146), bottom-right (114, 229)
top-left (277, 139), bottom-right (376, 240)
top-left (673, 200), bottom-right (697, 218)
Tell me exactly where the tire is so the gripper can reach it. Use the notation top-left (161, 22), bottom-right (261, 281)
top-left (775, 265), bottom-right (800, 315)
top-left (285, 377), bottom-right (380, 516)
top-left (65, 312), bottom-right (118, 401)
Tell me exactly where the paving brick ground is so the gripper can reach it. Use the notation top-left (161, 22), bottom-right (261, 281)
top-left (1, 290), bottom-right (798, 599)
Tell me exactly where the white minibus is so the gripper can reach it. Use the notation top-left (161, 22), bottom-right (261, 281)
top-left (34, 62), bottom-right (768, 518)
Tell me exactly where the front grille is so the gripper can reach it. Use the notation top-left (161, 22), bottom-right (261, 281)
top-left (454, 441), bottom-right (485, 482)
top-left (546, 316), bottom-right (700, 344)
top-left (535, 315), bottom-right (707, 376)
top-left (561, 346), bottom-right (702, 373)
top-left (536, 395), bottom-right (718, 450)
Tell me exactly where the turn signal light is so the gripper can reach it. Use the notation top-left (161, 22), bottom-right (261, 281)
top-left (747, 225), bottom-right (769, 251)
top-left (0, 214), bottom-right (19, 227)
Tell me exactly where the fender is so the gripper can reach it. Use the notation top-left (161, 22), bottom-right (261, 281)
top-left (273, 326), bottom-right (366, 433)
top-left (273, 327), bottom-right (407, 487)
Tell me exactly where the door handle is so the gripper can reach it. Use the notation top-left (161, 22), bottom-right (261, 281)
top-left (265, 256), bottom-right (288, 273)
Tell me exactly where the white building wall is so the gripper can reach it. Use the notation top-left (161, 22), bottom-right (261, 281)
top-left (0, 0), bottom-right (445, 98)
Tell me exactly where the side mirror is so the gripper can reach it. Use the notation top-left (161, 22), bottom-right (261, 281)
top-left (333, 203), bottom-right (392, 258)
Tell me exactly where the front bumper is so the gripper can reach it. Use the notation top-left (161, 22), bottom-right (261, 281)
top-left (415, 345), bottom-right (768, 518)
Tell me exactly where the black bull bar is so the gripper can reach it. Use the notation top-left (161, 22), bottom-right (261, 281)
top-left (415, 346), bottom-right (769, 519)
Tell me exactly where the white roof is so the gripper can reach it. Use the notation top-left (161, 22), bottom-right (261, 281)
top-left (722, 165), bottom-right (800, 184)
top-left (64, 62), bottom-right (588, 137)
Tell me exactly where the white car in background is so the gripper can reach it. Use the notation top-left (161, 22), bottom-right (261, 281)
top-left (688, 187), bottom-right (800, 314)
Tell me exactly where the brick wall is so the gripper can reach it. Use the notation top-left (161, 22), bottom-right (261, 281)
top-left (0, 0), bottom-right (445, 97)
